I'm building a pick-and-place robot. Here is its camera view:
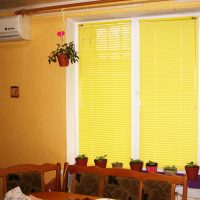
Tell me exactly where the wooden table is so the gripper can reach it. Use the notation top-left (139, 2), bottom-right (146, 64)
top-left (31, 192), bottom-right (102, 200)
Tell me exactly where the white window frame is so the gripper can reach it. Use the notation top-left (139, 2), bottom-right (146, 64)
top-left (66, 12), bottom-right (200, 166)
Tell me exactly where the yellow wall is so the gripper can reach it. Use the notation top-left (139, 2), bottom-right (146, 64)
top-left (0, 16), bottom-right (67, 167)
top-left (0, 1), bottom-right (199, 196)
top-left (0, 0), bottom-right (200, 170)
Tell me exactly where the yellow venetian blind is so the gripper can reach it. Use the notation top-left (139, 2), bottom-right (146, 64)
top-left (78, 20), bottom-right (131, 167)
top-left (140, 17), bottom-right (198, 170)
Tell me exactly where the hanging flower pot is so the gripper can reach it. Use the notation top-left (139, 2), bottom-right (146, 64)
top-left (57, 54), bottom-right (69, 67)
top-left (48, 31), bottom-right (79, 67)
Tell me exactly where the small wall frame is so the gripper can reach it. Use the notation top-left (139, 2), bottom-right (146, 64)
top-left (10, 86), bottom-right (20, 98)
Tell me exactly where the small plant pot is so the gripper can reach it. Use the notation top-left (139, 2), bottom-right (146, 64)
top-left (164, 169), bottom-right (177, 176)
top-left (130, 162), bottom-right (143, 172)
top-left (185, 166), bottom-right (199, 181)
top-left (94, 159), bottom-right (107, 168)
top-left (57, 54), bottom-right (69, 67)
top-left (112, 163), bottom-right (123, 168)
top-left (146, 163), bottom-right (158, 173)
top-left (75, 158), bottom-right (88, 166)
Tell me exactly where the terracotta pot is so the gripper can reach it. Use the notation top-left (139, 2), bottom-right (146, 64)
top-left (75, 158), bottom-right (88, 166)
top-left (94, 159), bottom-right (107, 168)
top-left (185, 166), bottom-right (199, 181)
top-left (130, 162), bottom-right (143, 172)
top-left (146, 163), bottom-right (158, 173)
top-left (57, 54), bottom-right (69, 67)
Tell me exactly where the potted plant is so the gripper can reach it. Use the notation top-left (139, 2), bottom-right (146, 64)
top-left (163, 165), bottom-right (177, 176)
top-left (48, 31), bottom-right (79, 67)
top-left (185, 161), bottom-right (199, 181)
top-left (75, 154), bottom-right (88, 166)
top-left (94, 155), bottom-right (107, 168)
top-left (112, 162), bottom-right (123, 168)
top-left (146, 160), bottom-right (158, 173)
top-left (129, 159), bottom-right (143, 172)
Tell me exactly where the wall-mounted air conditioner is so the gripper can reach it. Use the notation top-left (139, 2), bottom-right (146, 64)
top-left (0, 15), bottom-right (31, 42)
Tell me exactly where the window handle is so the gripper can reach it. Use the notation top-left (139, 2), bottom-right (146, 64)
top-left (136, 91), bottom-right (142, 106)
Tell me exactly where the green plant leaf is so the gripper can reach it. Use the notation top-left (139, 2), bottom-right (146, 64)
top-left (48, 41), bottom-right (79, 65)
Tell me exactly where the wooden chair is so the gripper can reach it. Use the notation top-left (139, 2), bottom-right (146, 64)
top-left (63, 164), bottom-right (144, 199)
top-left (63, 163), bottom-right (102, 196)
top-left (63, 163), bottom-right (187, 200)
top-left (0, 163), bottom-right (61, 195)
top-left (142, 172), bottom-right (187, 200)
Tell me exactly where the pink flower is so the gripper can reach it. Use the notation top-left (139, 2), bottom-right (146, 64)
top-left (57, 31), bottom-right (65, 37)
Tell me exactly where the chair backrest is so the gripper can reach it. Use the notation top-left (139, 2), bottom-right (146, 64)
top-left (63, 163), bottom-right (102, 196)
top-left (142, 172), bottom-right (187, 200)
top-left (0, 163), bottom-right (61, 195)
top-left (63, 163), bottom-right (187, 200)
